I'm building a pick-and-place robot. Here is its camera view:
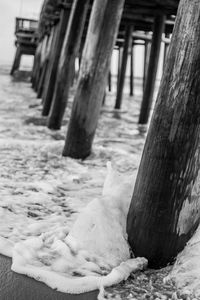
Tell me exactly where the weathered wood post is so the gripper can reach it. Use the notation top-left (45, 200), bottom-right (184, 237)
top-left (42, 6), bottom-right (70, 116)
top-left (34, 39), bottom-right (46, 93)
top-left (37, 32), bottom-right (53, 98)
top-left (139, 15), bottom-right (165, 124)
top-left (62, 0), bottom-right (125, 158)
top-left (102, 91), bottom-right (106, 106)
top-left (115, 25), bottom-right (133, 109)
top-left (32, 42), bottom-right (43, 91)
top-left (127, 0), bottom-right (200, 268)
top-left (143, 38), bottom-right (150, 91)
top-left (163, 33), bottom-right (170, 70)
top-left (31, 41), bottom-right (42, 89)
top-left (10, 47), bottom-right (22, 75)
top-left (37, 26), bottom-right (57, 97)
top-left (117, 47), bottom-right (122, 89)
top-left (36, 35), bottom-right (49, 97)
top-left (37, 57), bottom-right (48, 98)
top-left (108, 70), bottom-right (112, 92)
top-left (130, 44), bottom-right (134, 96)
top-left (47, 0), bottom-right (90, 130)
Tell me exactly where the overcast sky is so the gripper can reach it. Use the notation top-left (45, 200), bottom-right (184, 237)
top-left (0, 0), bottom-right (43, 65)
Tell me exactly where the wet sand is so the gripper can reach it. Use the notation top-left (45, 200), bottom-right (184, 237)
top-left (0, 255), bottom-right (98, 300)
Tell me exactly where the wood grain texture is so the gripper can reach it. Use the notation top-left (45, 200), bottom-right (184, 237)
top-left (63, 0), bottom-right (125, 159)
top-left (127, 0), bottom-right (200, 268)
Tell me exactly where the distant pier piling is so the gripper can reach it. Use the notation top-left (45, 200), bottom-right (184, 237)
top-left (63, 0), bottom-right (126, 158)
top-left (130, 45), bottom-right (134, 96)
top-left (139, 15), bottom-right (165, 125)
top-left (115, 25), bottom-right (133, 109)
top-left (47, 0), bottom-right (90, 130)
top-left (42, 5), bottom-right (71, 116)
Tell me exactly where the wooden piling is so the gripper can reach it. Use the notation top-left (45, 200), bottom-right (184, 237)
top-left (115, 25), bottom-right (133, 109)
top-left (127, 0), bottom-right (200, 268)
top-left (63, 0), bottom-right (125, 159)
top-left (37, 27), bottom-right (56, 99)
top-left (36, 34), bottom-right (51, 98)
top-left (33, 38), bottom-right (47, 92)
top-left (34, 45), bottom-right (43, 92)
top-left (130, 45), bottom-right (134, 96)
top-left (31, 41), bottom-right (42, 89)
top-left (37, 58), bottom-right (48, 99)
top-left (34, 35), bottom-right (48, 95)
top-left (42, 7), bottom-right (70, 116)
top-left (163, 33), bottom-right (170, 70)
top-left (143, 38), bottom-right (150, 91)
top-left (47, 0), bottom-right (90, 130)
top-left (102, 91), bottom-right (106, 106)
top-left (108, 70), bottom-right (112, 92)
top-left (117, 47), bottom-right (122, 89)
top-left (139, 15), bottom-right (165, 124)
top-left (10, 47), bottom-right (22, 75)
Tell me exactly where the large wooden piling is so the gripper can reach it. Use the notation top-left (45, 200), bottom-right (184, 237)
top-left (115, 25), bottom-right (133, 109)
top-left (63, 0), bottom-right (125, 159)
top-left (127, 0), bottom-right (200, 268)
top-left (42, 7), bottom-right (70, 116)
top-left (139, 15), bottom-right (165, 124)
top-left (47, 0), bottom-right (90, 130)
